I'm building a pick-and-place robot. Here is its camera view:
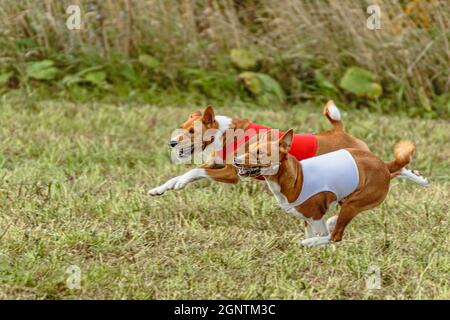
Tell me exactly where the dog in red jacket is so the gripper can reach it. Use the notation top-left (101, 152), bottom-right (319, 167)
top-left (149, 101), bottom-right (428, 195)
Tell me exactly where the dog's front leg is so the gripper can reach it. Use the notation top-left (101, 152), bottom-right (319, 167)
top-left (305, 222), bottom-right (314, 239)
top-left (326, 215), bottom-right (338, 234)
top-left (148, 165), bottom-right (239, 196)
top-left (301, 219), bottom-right (330, 247)
top-left (148, 168), bottom-right (209, 196)
top-left (310, 219), bottom-right (329, 237)
top-left (301, 235), bottom-right (331, 247)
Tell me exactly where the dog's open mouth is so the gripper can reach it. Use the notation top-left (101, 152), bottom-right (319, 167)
top-left (176, 144), bottom-right (195, 158)
top-left (236, 166), bottom-right (262, 177)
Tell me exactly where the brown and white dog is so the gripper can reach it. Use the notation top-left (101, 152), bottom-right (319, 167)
top-left (148, 101), bottom-right (428, 196)
top-left (233, 129), bottom-right (418, 246)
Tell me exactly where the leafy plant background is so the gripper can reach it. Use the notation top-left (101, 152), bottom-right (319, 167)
top-left (0, 0), bottom-right (449, 118)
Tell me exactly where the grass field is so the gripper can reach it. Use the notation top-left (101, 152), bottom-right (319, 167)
top-left (0, 97), bottom-right (448, 299)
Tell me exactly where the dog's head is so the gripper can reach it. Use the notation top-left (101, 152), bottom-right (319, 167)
top-left (169, 105), bottom-right (218, 159)
top-left (233, 129), bottom-right (293, 177)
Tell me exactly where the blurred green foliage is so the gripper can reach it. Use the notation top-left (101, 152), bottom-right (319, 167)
top-left (1, 1), bottom-right (449, 118)
top-left (339, 67), bottom-right (383, 100)
top-left (0, 43), bottom-right (448, 119)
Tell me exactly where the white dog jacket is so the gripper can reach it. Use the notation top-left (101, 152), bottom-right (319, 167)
top-left (279, 149), bottom-right (359, 211)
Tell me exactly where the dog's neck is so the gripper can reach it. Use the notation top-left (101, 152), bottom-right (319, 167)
top-left (206, 116), bottom-right (250, 154)
top-left (211, 115), bottom-right (249, 141)
top-left (214, 115), bottom-right (250, 131)
top-left (265, 154), bottom-right (303, 203)
top-left (214, 115), bottom-right (234, 134)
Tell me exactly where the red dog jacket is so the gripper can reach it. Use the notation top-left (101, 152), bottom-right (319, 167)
top-left (216, 122), bottom-right (318, 178)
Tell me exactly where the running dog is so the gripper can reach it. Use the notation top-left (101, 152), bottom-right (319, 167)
top-left (233, 129), bottom-right (418, 246)
top-left (148, 101), bottom-right (427, 196)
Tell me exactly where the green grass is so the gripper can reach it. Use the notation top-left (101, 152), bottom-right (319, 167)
top-left (0, 97), bottom-right (448, 299)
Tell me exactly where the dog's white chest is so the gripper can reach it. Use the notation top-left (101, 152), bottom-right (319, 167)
top-left (280, 149), bottom-right (359, 211)
top-left (265, 179), bottom-right (311, 222)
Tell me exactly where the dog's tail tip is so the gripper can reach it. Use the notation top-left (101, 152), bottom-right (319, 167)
top-left (394, 140), bottom-right (415, 164)
top-left (387, 140), bottom-right (416, 175)
top-left (323, 100), bottom-right (343, 130)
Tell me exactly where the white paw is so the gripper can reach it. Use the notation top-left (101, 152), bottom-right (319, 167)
top-left (148, 187), bottom-right (165, 196)
top-left (398, 168), bottom-right (430, 186)
top-left (148, 177), bottom-right (179, 196)
top-left (301, 235), bottom-right (331, 247)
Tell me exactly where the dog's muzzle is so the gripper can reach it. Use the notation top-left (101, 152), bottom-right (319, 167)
top-left (169, 139), bottom-right (193, 158)
top-left (233, 158), bottom-right (262, 177)
top-left (176, 144), bottom-right (195, 158)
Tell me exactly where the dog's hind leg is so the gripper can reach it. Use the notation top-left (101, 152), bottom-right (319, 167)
top-left (330, 187), bottom-right (386, 243)
top-left (330, 205), bottom-right (362, 243)
top-left (396, 167), bottom-right (429, 186)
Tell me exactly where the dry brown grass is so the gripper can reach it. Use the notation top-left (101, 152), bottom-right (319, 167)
top-left (0, 0), bottom-right (449, 107)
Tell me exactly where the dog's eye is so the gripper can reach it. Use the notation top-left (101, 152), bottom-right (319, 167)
top-left (189, 128), bottom-right (194, 134)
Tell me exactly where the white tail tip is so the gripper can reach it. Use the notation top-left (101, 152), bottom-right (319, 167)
top-left (327, 101), bottom-right (341, 121)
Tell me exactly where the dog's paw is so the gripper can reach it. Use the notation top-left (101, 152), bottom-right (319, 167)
top-left (411, 170), bottom-right (430, 186)
top-left (148, 177), bottom-right (179, 196)
top-left (301, 236), bottom-right (331, 247)
top-left (148, 187), bottom-right (165, 196)
top-left (398, 168), bottom-right (430, 186)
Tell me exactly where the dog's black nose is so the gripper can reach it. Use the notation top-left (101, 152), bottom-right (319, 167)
top-left (169, 140), bottom-right (178, 148)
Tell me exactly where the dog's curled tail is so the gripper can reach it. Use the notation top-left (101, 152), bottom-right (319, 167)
top-left (386, 141), bottom-right (415, 176)
top-left (323, 100), bottom-right (343, 131)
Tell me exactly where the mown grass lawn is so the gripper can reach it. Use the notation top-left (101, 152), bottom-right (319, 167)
top-left (0, 97), bottom-right (448, 299)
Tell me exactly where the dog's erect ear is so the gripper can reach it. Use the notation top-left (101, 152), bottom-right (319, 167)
top-left (279, 129), bottom-right (294, 153)
top-left (202, 105), bottom-right (215, 125)
top-left (190, 110), bottom-right (201, 118)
